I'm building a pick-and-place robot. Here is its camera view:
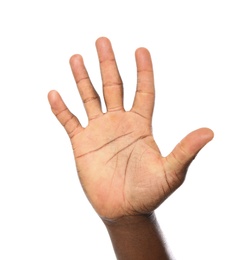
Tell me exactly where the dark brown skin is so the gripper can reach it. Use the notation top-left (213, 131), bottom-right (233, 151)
top-left (48, 37), bottom-right (214, 260)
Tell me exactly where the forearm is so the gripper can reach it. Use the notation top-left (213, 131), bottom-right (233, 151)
top-left (103, 212), bottom-right (173, 260)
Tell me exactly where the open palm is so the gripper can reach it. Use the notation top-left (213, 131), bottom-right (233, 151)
top-left (48, 37), bottom-right (213, 220)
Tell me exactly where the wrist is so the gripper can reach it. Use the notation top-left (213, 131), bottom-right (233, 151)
top-left (102, 212), bottom-right (172, 260)
top-left (102, 212), bottom-right (155, 228)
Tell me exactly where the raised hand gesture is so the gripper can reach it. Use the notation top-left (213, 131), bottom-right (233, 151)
top-left (48, 37), bottom-right (213, 259)
top-left (48, 37), bottom-right (213, 220)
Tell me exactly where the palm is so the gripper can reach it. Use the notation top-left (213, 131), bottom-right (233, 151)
top-left (48, 37), bottom-right (214, 220)
top-left (72, 111), bottom-right (171, 219)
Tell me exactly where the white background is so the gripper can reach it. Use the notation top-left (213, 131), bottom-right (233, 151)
top-left (0, 1), bottom-right (250, 259)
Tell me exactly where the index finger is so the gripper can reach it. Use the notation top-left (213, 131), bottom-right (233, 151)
top-left (131, 48), bottom-right (155, 120)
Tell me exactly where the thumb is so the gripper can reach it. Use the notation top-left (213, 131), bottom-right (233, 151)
top-left (163, 127), bottom-right (214, 190)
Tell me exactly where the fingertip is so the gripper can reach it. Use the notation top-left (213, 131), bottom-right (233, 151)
top-left (135, 47), bottom-right (150, 56)
top-left (69, 54), bottom-right (83, 66)
top-left (164, 127), bottom-right (214, 174)
top-left (95, 36), bottom-right (111, 47)
top-left (180, 127), bottom-right (214, 156)
top-left (135, 47), bottom-right (153, 70)
top-left (47, 90), bottom-right (61, 108)
top-left (95, 36), bottom-right (114, 62)
top-left (197, 127), bottom-right (214, 143)
top-left (48, 89), bottom-right (57, 101)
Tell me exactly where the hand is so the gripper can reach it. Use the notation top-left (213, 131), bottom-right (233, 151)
top-left (48, 37), bottom-right (214, 221)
